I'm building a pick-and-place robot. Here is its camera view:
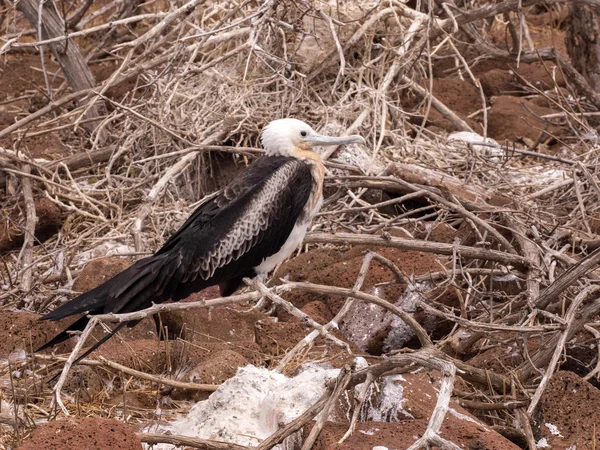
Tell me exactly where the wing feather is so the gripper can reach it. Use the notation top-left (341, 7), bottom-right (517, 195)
top-left (102, 156), bottom-right (313, 311)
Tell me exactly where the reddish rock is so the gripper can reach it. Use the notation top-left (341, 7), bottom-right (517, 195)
top-left (95, 337), bottom-right (262, 375)
top-left (413, 221), bottom-right (462, 244)
top-left (254, 319), bottom-right (310, 356)
top-left (538, 371), bottom-right (600, 449)
top-left (423, 78), bottom-right (483, 132)
top-left (301, 301), bottom-right (334, 324)
top-left (467, 335), bottom-right (541, 374)
top-left (156, 300), bottom-right (261, 344)
top-left (0, 312), bottom-right (70, 358)
top-left (480, 68), bottom-right (517, 96)
top-left (72, 257), bottom-right (132, 292)
top-left (16, 417), bottom-right (141, 450)
top-left (276, 246), bottom-right (435, 312)
top-left (187, 349), bottom-right (248, 384)
top-left (62, 365), bottom-right (105, 401)
top-left (487, 95), bottom-right (559, 142)
top-left (309, 372), bottom-right (520, 450)
top-left (275, 245), bottom-right (451, 354)
top-left (0, 198), bottom-right (64, 253)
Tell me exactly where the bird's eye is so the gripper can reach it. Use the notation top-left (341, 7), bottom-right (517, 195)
top-left (300, 131), bottom-right (308, 137)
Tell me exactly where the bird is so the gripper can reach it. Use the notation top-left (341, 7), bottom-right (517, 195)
top-left (37, 118), bottom-right (366, 359)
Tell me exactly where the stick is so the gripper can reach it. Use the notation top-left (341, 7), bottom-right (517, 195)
top-left (534, 247), bottom-right (600, 309)
top-left (281, 281), bottom-right (432, 348)
top-left (516, 287), bottom-right (600, 382)
top-left (51, 316), bottom-right (100, 415)
top-left (249, 278), bottom-right (350, 353)
top-left (527, 285), bottom-right (596, 415)
top-left (17, 165), bottom-right (37, 294)
top-left (34, 354), bottom-right (218, 392)
top-left (16, 0), bottom-right (102, 133)
top-left (304, 233), bottom-right (530, 268)
top-left (300, 367), bottom-right (352, 450)
top-left (139, 433), bottom-right (248, 450)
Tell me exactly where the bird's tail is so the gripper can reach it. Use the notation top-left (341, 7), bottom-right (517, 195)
top-left (36, 315), bottom-right (90, 352)
top-left (37, 254), bottom-right (176, 353)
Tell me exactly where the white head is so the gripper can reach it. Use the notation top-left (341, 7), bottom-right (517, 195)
top-left (261, 118), bottom-right (366, 157)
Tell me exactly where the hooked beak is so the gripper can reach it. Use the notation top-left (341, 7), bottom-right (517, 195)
top-left (305, 134), bottom-right (366, 147)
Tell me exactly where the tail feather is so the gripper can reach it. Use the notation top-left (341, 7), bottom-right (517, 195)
top-left (71, 321), bottom-right (130, 365)
top-left (40, 284), bottom-right (109, 322)
top-left (45, 321), bottom-right (131, 382)
top-left (36, 315), bottom-right (91, 352)
top-left (38, 255), bottom-right (170, 355)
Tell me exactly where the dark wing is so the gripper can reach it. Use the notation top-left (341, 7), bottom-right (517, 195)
top-left (156, 155), bottom-right (299, 255)
top-left (39, 156), bottom-right (313, 350)
top-left (105, 156), bottom-right (314, 310)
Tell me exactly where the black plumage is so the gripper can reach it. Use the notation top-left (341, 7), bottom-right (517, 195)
top-left (38, 156), bottom-right (314, 356)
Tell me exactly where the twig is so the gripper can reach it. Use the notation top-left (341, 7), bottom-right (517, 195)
top-left (534, 247), bottom-right (600, 309)
top-left (52, 316), bottom-right (100, 415)
top-left (338, 372), bottom-right (374, 443)
top-left (304, 233), bottom-right (529, 267)
top-left (281, 280), bottom-right (432, 347)
top-left (115, 0), bottom-right (207, 49)
top-left (34, 353), bottom-right (218, 392)
top-left (255, 381), bottom-right (335, 450)
top-left (17, 164), bottom-right (37, 294)
top-left (139, 433), bottom-right (248, 450)
top-left (402, 75), bottom-right (474, 133)
top-left (277, 252), bottom-right (399, 370)
top-left (248, 278), bottom-right (351, 353)
top-left (516, 286), bottom-right (600, 382)
top-left (300, 367), bottom-right (352, 450)
top-left (528, 286), bottom-right (600, 417)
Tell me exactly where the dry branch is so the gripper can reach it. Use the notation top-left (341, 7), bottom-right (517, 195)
top-left (34, 354), bottom-right (218, 392)
top-left (304, 233), bottom-right (529, 267)
top-left (534, 247), bottom-right (600, 309)
top-left (17, 164), bottom-right (36, 293)
top-left (516, 287), bottom-right (600, 382)
top-left (15, 0), bottom-right (102, 133)
top-left (139, 433), bottom-right (248, 450)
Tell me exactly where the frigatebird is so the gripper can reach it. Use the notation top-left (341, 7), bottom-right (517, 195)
top-left (37, 118), bottom-right (365, 357)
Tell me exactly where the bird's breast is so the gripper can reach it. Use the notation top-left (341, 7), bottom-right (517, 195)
top-left (254, 154), bottom-right (324, 277)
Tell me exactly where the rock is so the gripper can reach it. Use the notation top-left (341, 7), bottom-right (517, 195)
top-left (95, 339), bottom-right (174, 374)
top-left (538, 371), bottom-right (600, 449)
top-left (0, 312), bottom-right (70, 358)
top-left (301, 301), bottom-right (333, 324)
top-left (0, 198), bottom-right (63, 253)
top-left (16, 417), bottom-right (142, 450)
top-left (487, 96), bottom-right (558, 142)
top-left (480, 68), bottom-right (516, 96)
top-left (254, 319), bottom-right (310, 356)
top-left (187, 349), bottom-right (248, 384)
top-left (419, 78), bottom-right (482, 132)
top-left (95, 337), bottom-right (262, 376)
top-left (155, 299), bottom-right (261, 344)
top-left (275, 245), bottom-right (453, 354)
top-left (467, 335), bottom-right (541, 374)
top-left (309, 372), bottom-right (521, 450)
top-left (72, 257), bottom-right (131, 292)
top-left (61, 365), bottom-right (106, 402)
